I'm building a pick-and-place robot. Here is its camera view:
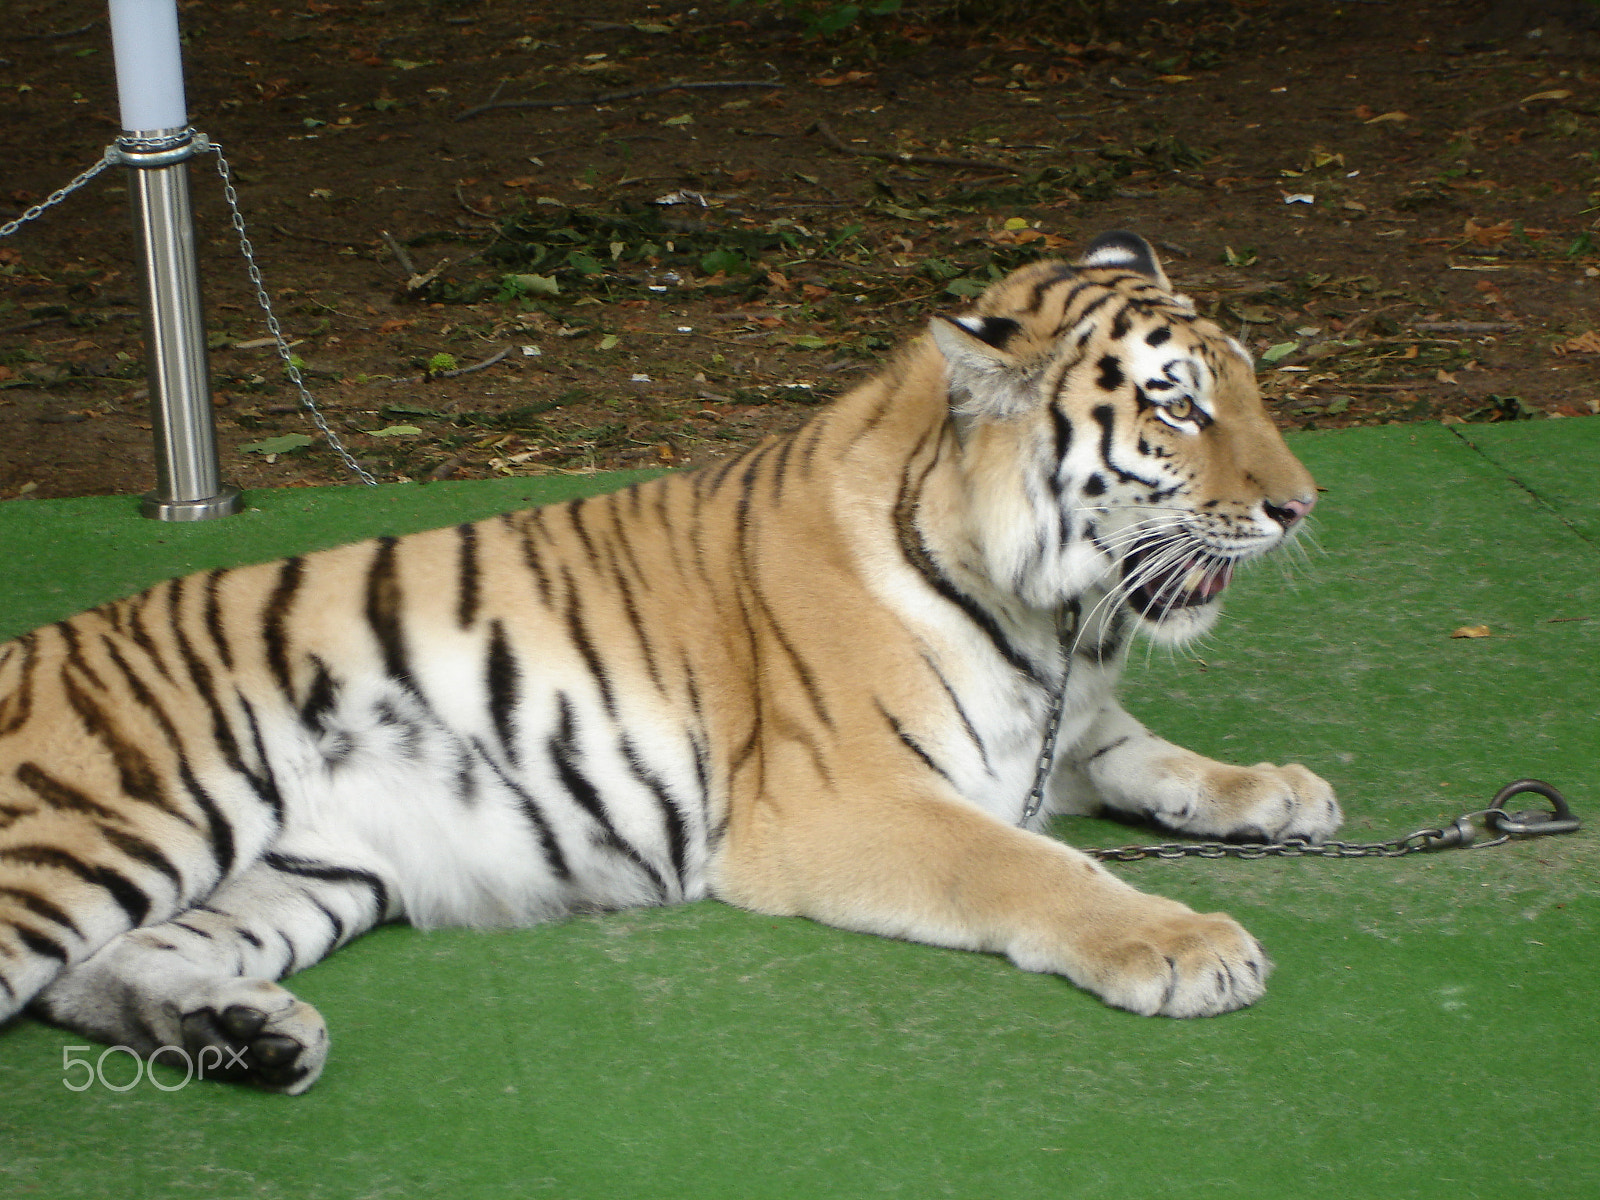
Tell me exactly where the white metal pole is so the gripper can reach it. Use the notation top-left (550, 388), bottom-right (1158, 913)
top-left (107, 0), bottom-right (241, 519)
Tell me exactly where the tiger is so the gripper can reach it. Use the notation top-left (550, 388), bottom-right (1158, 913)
top-left (0, 231), bottom-right (1339, 1094)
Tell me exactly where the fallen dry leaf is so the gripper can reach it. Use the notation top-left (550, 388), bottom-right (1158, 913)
top-left (1464, 218), bottom-right (1514, 246)
top-left (1364, 110), bottom-right (1410, 124)
top-left (1451, 625), bottom-right (1492, 639)
top-left (1553, 330), bottom-right (1600, 355)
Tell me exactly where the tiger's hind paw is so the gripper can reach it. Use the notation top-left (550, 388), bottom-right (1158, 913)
top-left (181, 979), bottom-right (328, 1095)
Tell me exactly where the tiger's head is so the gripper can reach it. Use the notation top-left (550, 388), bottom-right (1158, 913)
top-left (928, 231), bottom-right (1316, 645)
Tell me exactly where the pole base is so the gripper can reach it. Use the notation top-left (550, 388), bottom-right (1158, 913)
top-left (139, 484), bottom-right (245, 521)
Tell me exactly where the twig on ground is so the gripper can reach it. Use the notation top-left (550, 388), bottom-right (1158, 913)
top-left (453, 186), bottom-right (496, 221)
top-left (274, 225), bottom-right (358, 248)
top-left (380, 230), bottom-right (418, 277)
top-left (811, 121), bottom-right (1027, 175)
top-left (8, 19), bottom-right (102, 40)
top-left (1338, 302), bottom-right (1417, 337)
top-left (1410, 320), bottom-right (1519, 334)
top-left (435, 347), bottom-right (513, 379)
top-left (455, 79), bottom-right (783, 122)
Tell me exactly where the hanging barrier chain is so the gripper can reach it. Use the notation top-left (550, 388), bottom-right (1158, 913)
top-left (0, 148), bottom-right (117, 240)
top-left (1, 135), bottom-right (378, 487)
top-left (1083, 779), bottom-right (1579, 862)
top-left (199, 136), bottom-right (378, 487)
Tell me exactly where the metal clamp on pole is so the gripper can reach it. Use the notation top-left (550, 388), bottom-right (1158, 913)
top-left (109, 1), bottom-right (242, 521)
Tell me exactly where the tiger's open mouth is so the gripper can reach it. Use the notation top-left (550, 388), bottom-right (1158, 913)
top-left (1122, 539), bottom-right (1236, 619)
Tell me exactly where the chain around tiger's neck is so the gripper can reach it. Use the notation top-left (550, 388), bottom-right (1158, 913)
top-left (1018, 603), bottom-right (1081, 829)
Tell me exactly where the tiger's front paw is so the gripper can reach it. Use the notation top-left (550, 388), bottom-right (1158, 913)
top-left (1015, 896), bottom-right (1271, 1017)
top-left (1144, 757), bottom-right (1341, 844)
top-left (181, 978), bottom-right (328, 1095)
top-left (1096, 905), bottom-right (1270, 1018)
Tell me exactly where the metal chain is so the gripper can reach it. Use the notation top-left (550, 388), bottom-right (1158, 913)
top-left (199, 136), bottom-right (378, 486)
top-left (3, 136), bottom-right (377, 485)
top-left (1018, 603), bottom-right (1079, 829)
top-left (1082, 779), bottom-right (1579, 862)
top-left (0, 148), bottom-right (116, 240)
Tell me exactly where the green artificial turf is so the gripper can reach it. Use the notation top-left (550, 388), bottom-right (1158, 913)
top-left (0, 423), bottom-right (1594, 1199)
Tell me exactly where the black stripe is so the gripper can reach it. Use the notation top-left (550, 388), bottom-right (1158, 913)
top-left (892, 443), bottom-right (1045, 685)
top-left (14, 924), bottom-right (68, 963)
top-left (365, 538), bottom-right (414, 688)
top-left (751, 584), bottom-right (833, 729)
top-left (921, 654), bottom-right (993, 775)
top-left (62, 668), bottom-right (186, 819)
top-left (101, 825), bottom-right (185, 891)
top-left (1069, 287), bottom-right (1117, 328)
top-left (1023, 264), bottom-right (1076, 314)
top-left (169, 920), bottom-right (214, 939)
top-left (1079, 735), bottom-right (1130, 765)
top-left (456, 522), bottom-right (480, 628)
top-left (0, 884), bottom-right (84, 937)
top-left (514, 513), bottom-right (555, 607)
top-left (0, 635), bottom-right (36, 735)
top-left (560, 568), bottom-right (617, 718)
top-left (299, 655), bottom-right (339, 732)
top-left (620, 735), bottom-right (689, 891)
top-left (14, 762), bottom-right (122, 822)
top-left (1090, 403), bottom-right (1162, 489)
top-left (0, 801), bottom-right (34, 828)
top-left (876, 700), bottom-right (955, 785)
top-left (768, 424), bottom-right (801, 503)
top-left (485, 620), bottom-right (521, 764)
top-left (264, 557), bottom-right (305, 700)
top-left (549, 696), bottom-right (668, 898)
top-left (1048, 404), bottom-right (1074, 496)
top-left (234, 695), bottom-right (288, 826)
top-left (125, 592), bottom-right (175, 685)
top-left (472, 738), bottom-right (573, 882)
top-left (100, 640), bottom-right (241, 873)
top-left (607, 555), bottom-right (666, 697)
top-left (54, 620), bottom-right (105, 692)
top-left (0, 844), bottom-right (150, 926)
top-left (311, 897), bottom-right (346, 949)
top-left (202, 568), bottom-right (234, 672)
top-left (565, 497), bottom-right (602, 568)
top-left (262, 852), bottom-right (391, 922)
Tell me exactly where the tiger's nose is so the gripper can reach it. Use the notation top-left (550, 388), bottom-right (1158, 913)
top-left (1263, 495), bottom-right (1315, 528)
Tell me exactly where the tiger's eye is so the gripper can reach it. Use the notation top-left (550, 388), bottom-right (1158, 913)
top-left (1167, 396), bottom-right (1194, 420)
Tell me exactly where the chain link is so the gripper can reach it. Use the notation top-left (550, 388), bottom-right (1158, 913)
top-left (1087, 827), bottom-right (1480, 862)
top-left (1082, 780), bottom-right (1579, 862)
top-left (199, 137), bottom-right (378, 486)
top-left (0, 148), bottom-right (116, 240)
top-left (3, 135), bottom-right (377, 487)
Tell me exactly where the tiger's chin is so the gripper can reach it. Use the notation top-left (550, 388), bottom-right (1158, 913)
top-left (1123, 545), bottom-right (1236, 645)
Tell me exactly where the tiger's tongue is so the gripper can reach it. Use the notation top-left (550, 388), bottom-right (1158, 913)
top-left (1159, 555), bottom-right (1233, 601)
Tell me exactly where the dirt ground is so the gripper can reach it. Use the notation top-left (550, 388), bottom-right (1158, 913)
top-left (2, 0), bottom-right (1598, 502)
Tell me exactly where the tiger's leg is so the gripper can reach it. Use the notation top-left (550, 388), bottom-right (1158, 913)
top-left (1058, 704), bottom-right (1341, 842)
top-left (715, 784), bottom-right (1270, 1018)
top-left (31, 852), bottom-right (394, 1094)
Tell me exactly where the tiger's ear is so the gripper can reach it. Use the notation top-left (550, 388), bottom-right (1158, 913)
top-left (1076, 230), bottom-right (1171, 291)
top-left (929, 314), bottom-right (1034, 419)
